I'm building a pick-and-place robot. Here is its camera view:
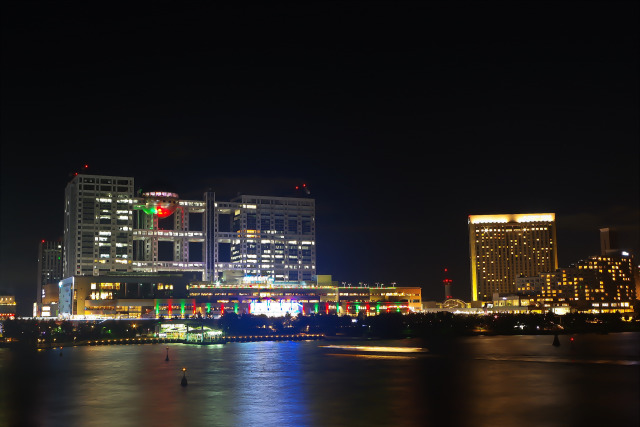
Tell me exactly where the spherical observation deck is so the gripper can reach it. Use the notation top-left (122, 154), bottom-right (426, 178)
top-left (139, 191), bottom-right (179, 218)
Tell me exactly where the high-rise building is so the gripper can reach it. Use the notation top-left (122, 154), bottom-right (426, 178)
top-left (37, 238), bottom-right (63, 302)
top-left (60, 174), bottom-right (318, 318)
top-left (35, 238), bottom-right (63, 316)
top-left (63, 175), bottom-right (315, 284)
top-left (64, 174), bottom-right (135, 277)
top-left (468, 213), bottom-right (558, 302)
top-left (573, 252), bottom-right (637, 311)
top-left (205, 192), bottom-right (316, 282)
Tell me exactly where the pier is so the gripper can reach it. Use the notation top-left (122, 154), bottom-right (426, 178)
top-left (36, 333), bottom-right (325, 348)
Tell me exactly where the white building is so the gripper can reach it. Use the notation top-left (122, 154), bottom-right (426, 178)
top-left (64, 174), bottom-right (135, 277)
top-left (63, 175), bottom-right (316, 286)
top-left (206, 192), bottom-right (316, 283)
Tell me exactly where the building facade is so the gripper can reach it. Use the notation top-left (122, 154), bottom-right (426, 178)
top-left (36, 238), bottom-right (63, 316)
top-left (132, 191), bottom-right (206, 275)
top-left (64, 175), bottom-right (136, 277)
top-left (469, 213), bottom-right (558, 302)
top-left (58, 273), bottom-right (422, 319)
top-left (60, 174), bottom-right (319, 318)
top-left (0, 295), bottom-right (17, 319)
top-left (572, 252), bottom-right (637, 312)
top-left (205, 192), bottom-right (316, 283)
top-left (513, 252), bottom-right (637, 314)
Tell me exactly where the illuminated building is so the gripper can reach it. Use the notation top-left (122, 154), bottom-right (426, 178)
top-left (64, 174), bottom-right (135, 277)
top-left (58, 272), bottom-right (422, 319)
top-left (58, 272), bottom-right (200, 318)
top-left (60, 174), bottom-right (317, 318)
top-left (132, 191), bottom-right (206, 275)
top-left (368, 286), bottom-right (422, 314)
top-left (514, 252), bottom-right (637, 314)
top-left (59, 174), bottom-right (418, 320)
top-left (40, 283), bottom-right (60, 318)
top-left (515, 275), bottom-right (546, 296)
top-left (468, 213), bottom-right (558, 302)
top-left (187, 277), bottom-right (337, 317)
top-left (0, 295), bottom-right (17, 319)
top-left (538, 268), bottom-right (591, 314)
top-left (64, 175), bottom-right (315, 283)
top-left (64, 175), bottom-right (207, 279)
top-left (35, 238), bottom-right (63, 316)
top-left (205, 192), bottom-right (316, 282)
top-left (573, 251), bottom-right (637, 313)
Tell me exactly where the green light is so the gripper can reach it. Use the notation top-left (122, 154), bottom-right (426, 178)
top-left (206, 303), bottom-right (211, 313)
top-left (142, 207), bottom-right (157, 215)
top-left (155, 300), bottom-right (159, 317)
top-left (234, 303), bottom-right (238, 314)
top-left (181, 301), bottom-right (185, 316)
top-left (314, 303), bottom-right (318, 313)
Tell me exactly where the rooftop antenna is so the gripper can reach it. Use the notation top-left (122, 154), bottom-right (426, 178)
top-left (295, 183), bottom-right (311, 195)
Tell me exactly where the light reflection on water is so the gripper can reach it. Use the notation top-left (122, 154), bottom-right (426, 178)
top-left (0, 333), bottom-right (638, 427)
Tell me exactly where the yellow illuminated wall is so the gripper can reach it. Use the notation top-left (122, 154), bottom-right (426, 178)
top-left (469, 213), bottom-right (558, 301)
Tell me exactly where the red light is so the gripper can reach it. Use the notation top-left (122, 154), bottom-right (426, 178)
top-left (303, 183), bottom-right (306, 187)
top-left (156, 207), bottom-right (174, 218)
top-left (84, 164), bottom-right (88, 168)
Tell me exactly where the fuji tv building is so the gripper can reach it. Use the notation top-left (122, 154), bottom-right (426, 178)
top-left (59, 174), bottom-right (421, 319)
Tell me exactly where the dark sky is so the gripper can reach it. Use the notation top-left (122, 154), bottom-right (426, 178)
top-left (1, 1), bottom-right (639, 314)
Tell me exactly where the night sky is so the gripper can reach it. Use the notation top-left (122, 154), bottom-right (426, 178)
top-left (1, 1), bottom-right (638, 315)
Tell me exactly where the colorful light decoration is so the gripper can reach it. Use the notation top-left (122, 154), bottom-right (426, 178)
top-left (138, 192), bottom-right (179, 219)
top-left (250, 300), bottom-right (302, 317)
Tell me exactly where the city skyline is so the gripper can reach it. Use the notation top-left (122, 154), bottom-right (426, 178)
top-left (2, 1), bottom-right (639, 315)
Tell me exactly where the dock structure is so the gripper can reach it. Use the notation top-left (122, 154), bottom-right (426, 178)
top-left (42, 333), bottom-right (325, 347)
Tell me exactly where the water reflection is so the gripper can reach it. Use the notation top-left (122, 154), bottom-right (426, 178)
top-left (229, 341), bottom-right (309, 426)
top-left (0, 333), bottom-right (638, 427)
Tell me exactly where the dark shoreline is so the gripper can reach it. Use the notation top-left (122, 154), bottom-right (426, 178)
top-left (2, 312), bottom-right (639, 350)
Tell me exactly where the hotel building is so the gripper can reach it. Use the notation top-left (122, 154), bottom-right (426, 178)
top-left (469, 213), bottom-right (558, 302)
top-left (513, 251), bottom-right (637, 314)
top-left (572, 251), bottom-right (637, 313)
